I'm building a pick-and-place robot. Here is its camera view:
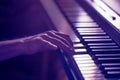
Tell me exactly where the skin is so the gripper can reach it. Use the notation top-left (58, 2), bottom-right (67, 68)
top-left (0, 30), bottom-right (74, 61)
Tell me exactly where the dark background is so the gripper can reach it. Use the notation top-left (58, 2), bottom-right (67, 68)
top-left (0, 0), bottom-right (67, 80)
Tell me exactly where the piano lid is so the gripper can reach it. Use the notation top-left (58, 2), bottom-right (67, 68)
top-left (101, 0), bottom-right (120, 16)
top-left (86, 0), bottom-right (120, 31)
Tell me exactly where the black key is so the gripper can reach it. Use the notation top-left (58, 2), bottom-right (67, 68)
top-left (66, 11), bottom-right (88, 16)
top-left (77, 28), bottom-right (104, 33)
top-left (62, 7), bottom-right (83, 12)
top-left (95, 53), bottom-right (120, 57)
top-left (90, 45), bottom-right (119, 49)
top-left (84, 39), bottom-right (112, 43)
top-left (98, 57), bottom-right (120, 61)
top-left (83, 36), bottom-right (110, 39)
top-left (69, 16), bottom-right (94, 22)
top-left (105, 67), bottom-right (120, 71)
top-left (88, 43), bottom-right (116, 46)
top-left (92, 49), bottom-right (120, 53)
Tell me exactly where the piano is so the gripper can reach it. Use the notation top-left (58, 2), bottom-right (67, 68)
top-left (41, 0), bottom-right (120, 80)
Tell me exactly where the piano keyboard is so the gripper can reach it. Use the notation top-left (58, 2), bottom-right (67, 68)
top-left (55, 0), bottom-right (120, 80)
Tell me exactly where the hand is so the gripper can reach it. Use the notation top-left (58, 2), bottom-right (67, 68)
top-left (24, 30), bottom-right (74, 55)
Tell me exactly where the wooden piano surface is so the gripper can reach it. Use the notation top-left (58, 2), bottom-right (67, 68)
top-left (41, 0), bottom-right (120, 80)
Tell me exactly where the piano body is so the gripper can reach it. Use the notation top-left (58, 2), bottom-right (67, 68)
top-left (41, 0), bottom-right (120, 80)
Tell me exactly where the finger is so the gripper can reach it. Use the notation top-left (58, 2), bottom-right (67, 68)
top-left (46, 31), bottom-right (72, 48)
top-left (40, 34), bottom-right (73, 53)
top-left (33, 31), bottom-right (73, 48)
top-left (52, 31), bottom-right (75, 55)
top-left (51, 31), bottom-right (73, 47)
top-left (33, 37), bottom-right (58, 50)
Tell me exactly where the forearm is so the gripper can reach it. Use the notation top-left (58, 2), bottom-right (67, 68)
top-left (0, 30), bottom-right (74, 61)
top-left (0, 38), bottom-right (28, 61)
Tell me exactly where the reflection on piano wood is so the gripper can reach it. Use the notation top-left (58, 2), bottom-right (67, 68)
top-left (55, 0), bottom-right (120, 80)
